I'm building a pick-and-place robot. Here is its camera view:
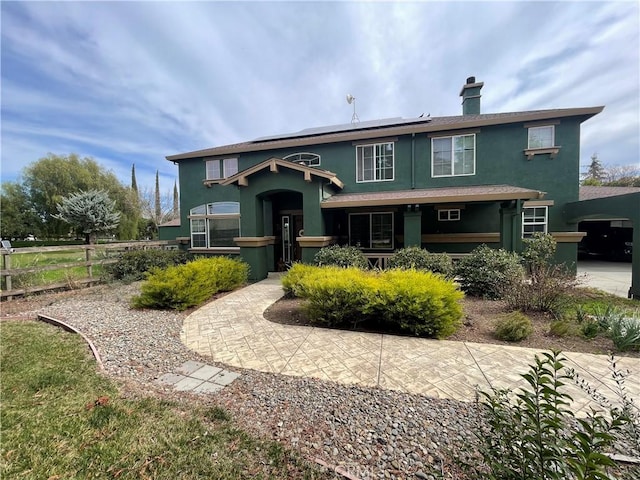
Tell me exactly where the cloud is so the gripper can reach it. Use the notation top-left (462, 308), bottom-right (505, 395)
top-left (1, 0), bottom-right (638, 191)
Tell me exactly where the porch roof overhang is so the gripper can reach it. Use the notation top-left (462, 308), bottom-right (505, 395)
top-left (320, 184), bottom-right (545, 209)
top-left (220, 157), bottom-right (344, 189)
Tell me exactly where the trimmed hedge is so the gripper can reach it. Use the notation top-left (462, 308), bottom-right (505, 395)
top-left (131, 257), bottom-right (248, 311)
top-left (454, 245), bottom-right (523, 300)
top-left (105, 249), bottom-right (194, 281)
top-left (281, 264), bottom-right (463, 338)
top-left (387, 247), bottom-right (454, 278)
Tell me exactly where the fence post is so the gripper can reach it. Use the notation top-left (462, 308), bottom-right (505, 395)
top-left (2, 253), bottom-right (12, 300)
top-left (86, 247), bottom-right (93, 280)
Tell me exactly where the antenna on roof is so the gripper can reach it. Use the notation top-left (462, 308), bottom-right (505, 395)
top-left (346, 94), bottom-right (360, 124)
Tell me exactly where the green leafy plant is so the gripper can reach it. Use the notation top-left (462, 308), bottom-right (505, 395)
top-left (387, 246), bottom-right (454, 278)
top-left (131, 257), bottom-right (248, 310)
top-left (494, 311), bottom-right (533, 342)
top-left (470, 351), bottom-right (628, 480)
top-left (455, 245), bottom-right (523, 299)
top-left (607, 313), bottom-right (640, 352)
top-left (313, 245), bottom-right (368, 269)
top-left (104, 249), bottom-right (194, 282)
top-left (581, 319), bottom-right (600, 339)
top-left (282, 265), bottom-right (463, 337)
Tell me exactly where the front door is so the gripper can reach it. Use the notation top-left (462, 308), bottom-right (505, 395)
top-left (279, 214), bottom-right (303, 268)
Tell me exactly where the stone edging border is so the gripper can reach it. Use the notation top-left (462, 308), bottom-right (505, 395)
top-left (37, 314), bottom-right (105, 371)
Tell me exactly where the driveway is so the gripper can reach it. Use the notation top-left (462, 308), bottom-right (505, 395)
top-left (577, 260), bottom-right (632, 298)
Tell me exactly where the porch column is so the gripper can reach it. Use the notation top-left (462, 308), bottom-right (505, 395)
top-left (301, 187), bottom-right (325, 263)
top-left (631, 220), bottom-right (640, 299)
top-left (403, 208), bottom-right (422, 247)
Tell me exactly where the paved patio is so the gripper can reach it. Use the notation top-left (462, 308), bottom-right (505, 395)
top-left (181, 274), bottom-right (640, 413)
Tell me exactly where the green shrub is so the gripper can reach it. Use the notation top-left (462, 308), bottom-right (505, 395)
top-left (494, 311), bottom-right (533, 342)
top-left (131, 257), bottom-right (248, 310)
top-left (470, 351), bottom-right (630, 479)
top-left (105, 249), bottom-right (193, 281)
top-left (313, 245), bottom-right (368, 269)
top-left (454, 245), bottom-right (523, 299)
top-left (549, 319), bottom-right (572, 337)
top-left (387, 247), bottom-right (454, 278)
top-left (372, 269), bottom-right (463, 337)
top-left (283, 265), bottom-right (463, 338)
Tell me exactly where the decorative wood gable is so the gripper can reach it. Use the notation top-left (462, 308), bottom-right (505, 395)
top-left (220, 157), bottom-right (344, 189)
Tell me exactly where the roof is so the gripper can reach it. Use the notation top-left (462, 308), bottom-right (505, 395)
top-left (167, 106), bottom-right (604, 161)
top-left (579, 186), bottom-right (640, 201)
top-left (320, 185), bottom-right (545, 209)
top-left (220, 157), bottom-right (344, 189)
top-left (158, 218), bottom-right (181, 227)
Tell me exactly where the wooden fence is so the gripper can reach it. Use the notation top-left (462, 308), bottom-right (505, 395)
top-left (1, 240), bottom-right (174, 300)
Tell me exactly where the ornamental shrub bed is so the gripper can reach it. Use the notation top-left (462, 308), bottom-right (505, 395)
top-left (131, 257), bottom-right (248, 310)
top-left (313, 245), bottom-right (368, 269)
top-left (281, 264), bottom-right (463, 338)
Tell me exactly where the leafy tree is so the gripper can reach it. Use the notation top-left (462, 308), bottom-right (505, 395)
top-left (21, 153), bottom-right (141, 240)
top-left (0, 182), bottom-right (41, 239)
top-left (53, 190), bottom-right (120, 244)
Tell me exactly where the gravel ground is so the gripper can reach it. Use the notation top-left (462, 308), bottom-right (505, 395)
top-left (3, 282), bottom-right (638, 479)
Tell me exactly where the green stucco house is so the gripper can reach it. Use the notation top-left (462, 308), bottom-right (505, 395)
top-left (160, 77), bottom-right (639, 298)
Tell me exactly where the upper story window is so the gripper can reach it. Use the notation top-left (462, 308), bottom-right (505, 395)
top-left (356, 142), bottom-right (394, 182)
top-left (432, 134), bottom-right (475, 177)
top-left (522, 206), bottom-right (548, 238)
top-left (283, 152), bottom-right (321, 166)
top-left (189, 202), bottom-right (240, 248)
top-left (528, 126), bottom-right (555, 149)
top-left (205, 157), bottom-right (238, 180)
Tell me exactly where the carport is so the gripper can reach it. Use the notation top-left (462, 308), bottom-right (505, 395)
top-left (566, 186), bottom-right (640, 299)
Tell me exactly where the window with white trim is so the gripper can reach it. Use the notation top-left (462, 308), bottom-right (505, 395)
top-left (522, 206), bottom-right (548, 238)
top-left (356, 142), bottom-right (394, 182)
top-left (438, 209), bottom-right (461, 221)
top-left (205, 157), bottom-right (238, 180)
top-left (528, 126), bottom-right (554, 149)
top-left (432, 134), bottom-right (475, 177)
top-left (349, 212), bottom-right (394, 249)
top-left (189, 202), bottom-right (240, 248)
top-left (283, 152), bottom-right (321, 166)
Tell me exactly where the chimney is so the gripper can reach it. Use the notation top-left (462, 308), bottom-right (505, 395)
top-left (459, 76), bottom-right (483, 115)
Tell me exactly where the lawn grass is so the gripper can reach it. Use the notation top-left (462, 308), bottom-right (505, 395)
top-left (0, 321), bottom-right (328, 479)
top-left (4, 250), bottom-right (108, 288)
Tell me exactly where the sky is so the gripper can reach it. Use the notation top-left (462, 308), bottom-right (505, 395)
top-left (1, 1), bottom-right (639, 193)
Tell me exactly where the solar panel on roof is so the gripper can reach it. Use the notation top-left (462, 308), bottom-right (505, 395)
top-left (252, 116), bottom-right (432, 143)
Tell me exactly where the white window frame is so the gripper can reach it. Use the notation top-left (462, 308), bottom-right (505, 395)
top-left (522, 206), bottom-right (548, 238)
top-left (356, 142), bottom-right (395, 183)
top-left (189, 202), bottom-right (241, 249)
top-left (283, 152), bottom-right (321, 166)
top-left (205, 157), bottom-right (238, 180)
top-left (438, 209), bottom-right (461, 221)
top-left (528, 126), bottom-right (555, 149)
top-left (348, 212), bottom-right (394, 250)
top-left (431, 134), bottom-right (476, 178)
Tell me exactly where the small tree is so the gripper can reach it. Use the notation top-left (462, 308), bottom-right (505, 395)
top-left (582, 153), bottom-right (605, 185)
top-left (53, 190), bottom-right (120, 244)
